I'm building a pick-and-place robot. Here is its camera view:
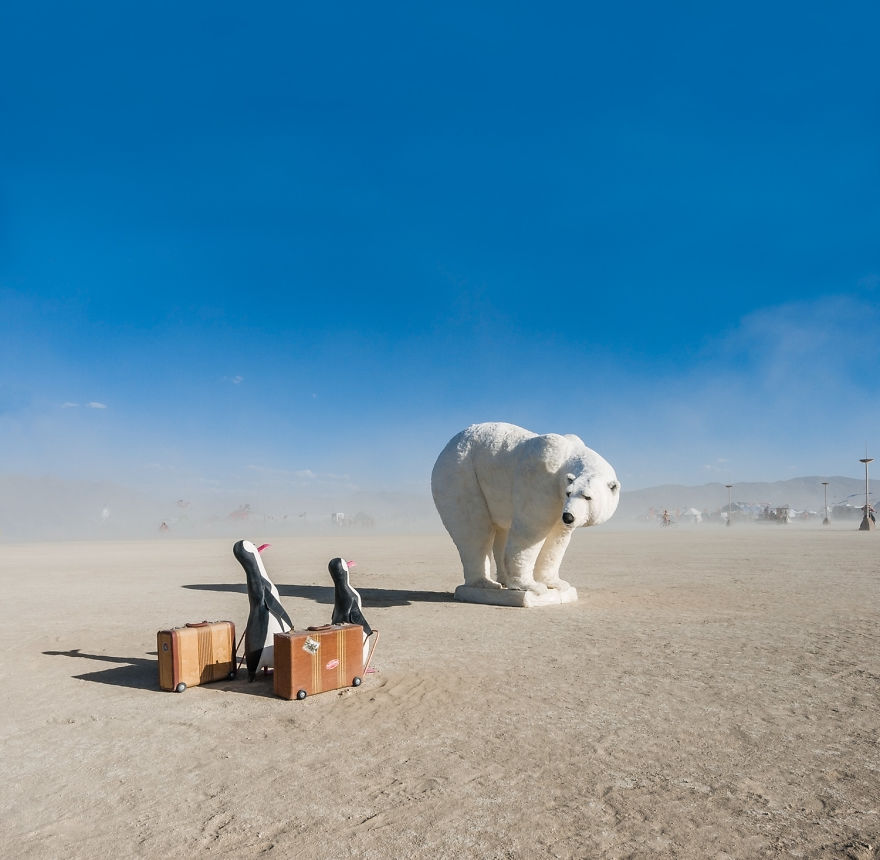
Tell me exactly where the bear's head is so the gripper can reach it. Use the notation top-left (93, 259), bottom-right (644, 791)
top-left (560, 454), bottom-right (620, 529)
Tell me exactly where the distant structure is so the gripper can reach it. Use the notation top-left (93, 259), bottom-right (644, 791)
top-left (724, 484), bottom-right (733, 527)
top-left (858, 456), bottom-right (875, 531)
top-left (821, 482), bottom-right (830, 526)
top-left (331, 512), bottom-right (345, 526)
top-left (350, 511), bottom-right (375, 528)
top-left (228, 504), bottom-right (252, 521)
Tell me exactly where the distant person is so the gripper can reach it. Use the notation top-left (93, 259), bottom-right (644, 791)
top-left (662, 509), bottom-right (671, 527)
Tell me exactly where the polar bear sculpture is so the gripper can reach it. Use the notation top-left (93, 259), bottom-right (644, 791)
top-left (432, 422), bottom-right (620, 606)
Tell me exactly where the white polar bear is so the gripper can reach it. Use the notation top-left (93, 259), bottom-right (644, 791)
top-left (431, 422), bottom-right (620, 595)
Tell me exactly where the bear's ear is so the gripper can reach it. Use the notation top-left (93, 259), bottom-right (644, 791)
top-left (608, 480), bottom-right (620, 493)
top-left (566, 473), bottom-right (576, 484)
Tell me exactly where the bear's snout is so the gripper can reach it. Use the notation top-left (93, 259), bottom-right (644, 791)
top-left (562, 511), bottom-right (575, 525)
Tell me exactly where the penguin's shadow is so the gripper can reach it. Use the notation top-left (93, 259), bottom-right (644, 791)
top-left (182, 583), bottom-right (455, 606)
top-left (42, 649), bottom-right (162, 692)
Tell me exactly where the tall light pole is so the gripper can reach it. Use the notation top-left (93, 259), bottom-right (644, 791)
top-left (725, 484), bottom-right (733, 527)
top-left (821, 481), bottom-right (830, 526)
top-left (859, 456), bottom-right (875, 531)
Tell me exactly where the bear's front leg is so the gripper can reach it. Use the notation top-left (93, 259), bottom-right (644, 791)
top-left (534, 522), bottom-right (573, 591)
top-left (501, 534), bottom-right (548, 594)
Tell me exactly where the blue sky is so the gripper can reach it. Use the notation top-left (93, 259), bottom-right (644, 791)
top-left (2, 2), bottom-right (879, 505)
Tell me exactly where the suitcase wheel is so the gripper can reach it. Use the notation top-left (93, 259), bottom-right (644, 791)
top-left (175, 683), bottom-right (186, 693)
top-left (296, 689), bottom-right (307, 700)
top-left (228, 670), bottom-right (236, 680)
top-left (352, 677), bottom-right (362, 687)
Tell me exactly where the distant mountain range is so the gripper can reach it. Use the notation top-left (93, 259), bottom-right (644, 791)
top-left (616, 476), bottom-right (876, 520)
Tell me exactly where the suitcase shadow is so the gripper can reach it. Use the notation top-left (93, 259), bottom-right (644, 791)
top-left (43, 649), bottom-right (161, 691)
top-left (182, 583), bottom-right (456, 606)
top-left (42, 649), bottom-right (373, 698)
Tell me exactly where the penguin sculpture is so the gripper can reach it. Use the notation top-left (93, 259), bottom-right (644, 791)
top-left (233, 539), bottom-right (293, 681)
top-left (328, 558), bottom-right (372, 635)
top-left (328, 556), bottom-right (374, 666)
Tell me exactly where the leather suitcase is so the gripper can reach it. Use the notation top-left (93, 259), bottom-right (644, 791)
top-left (274, 624), bottom-right (371, 700)
top-left (157, 620), bottom-right (236, 692)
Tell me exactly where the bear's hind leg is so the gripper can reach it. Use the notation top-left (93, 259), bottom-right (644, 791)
top-left (434, 465), bottom-right (501, 589)
top-left (459, 527), bottom-right (502, 589)
top-left (445, 504), bottom-right (501, 589)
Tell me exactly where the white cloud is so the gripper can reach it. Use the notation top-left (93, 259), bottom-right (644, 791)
top-left (61, 402), bottom-right (79, 408)
top-left (702, 459), bottom-right (730, 474)
top-left (87, 402), bottom-right (107, 409)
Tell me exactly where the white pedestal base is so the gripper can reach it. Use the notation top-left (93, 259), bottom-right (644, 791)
top-left (453, 584), bottom-right (578, 608)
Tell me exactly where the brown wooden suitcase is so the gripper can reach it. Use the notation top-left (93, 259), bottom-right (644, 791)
top-left (157, 620), bottom-right (236, 692)
top-left (273, 624), bottom-right (372, 700)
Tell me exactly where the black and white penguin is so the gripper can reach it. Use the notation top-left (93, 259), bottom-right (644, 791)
top-left (233, 539), bottom-right (293, 681)
top-left (328, 557), bottom-right (372, 637)
top-left (329, 557), bottom-right (373, 666)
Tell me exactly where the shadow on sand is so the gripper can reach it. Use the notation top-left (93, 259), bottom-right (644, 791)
top-left (182, 583), bottom-right (455, 607)
top-left (43, 649), bottom-right (163, 692)
top-left (42, 648), bottom-right (281, 697)
top-left (43, 647), bottom-right (378, 698)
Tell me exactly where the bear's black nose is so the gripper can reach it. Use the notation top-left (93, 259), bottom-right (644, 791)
top-left (562, 512), bottom-right (575, 525)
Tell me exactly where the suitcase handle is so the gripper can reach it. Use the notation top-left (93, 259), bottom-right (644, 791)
top-left (364, 629), bottom-right (379, 674)
top-left (186, 621), bottom-right (210, 628)
top-left (307, 624), bottom-right (336, 631)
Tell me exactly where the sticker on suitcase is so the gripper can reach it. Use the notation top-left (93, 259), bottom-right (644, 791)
top-left (302, 636), bottom-right (320, 654)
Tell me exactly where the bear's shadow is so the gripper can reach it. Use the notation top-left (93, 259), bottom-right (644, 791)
top-left (182, 583), bottom-right (454, 606)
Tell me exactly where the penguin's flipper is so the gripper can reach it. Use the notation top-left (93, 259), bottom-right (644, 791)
top-left (331, 598), bottom-right (354, 626)
top-left (265, 591), bottom-right (293, 631)
top-left (349, 606), bottom-right (373, 637)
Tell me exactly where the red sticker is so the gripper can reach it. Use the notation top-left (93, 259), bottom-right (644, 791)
top-left (325, 658), bottom-right (340, 671)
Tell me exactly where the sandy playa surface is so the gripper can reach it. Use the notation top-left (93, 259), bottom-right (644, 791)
top-left (2, 526), bottom-right (878, 858)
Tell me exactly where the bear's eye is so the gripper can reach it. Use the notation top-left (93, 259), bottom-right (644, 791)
top-left (566, 491), bottom-right (571, 497)
top-left (608, 481), bottom-right (619, 493)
